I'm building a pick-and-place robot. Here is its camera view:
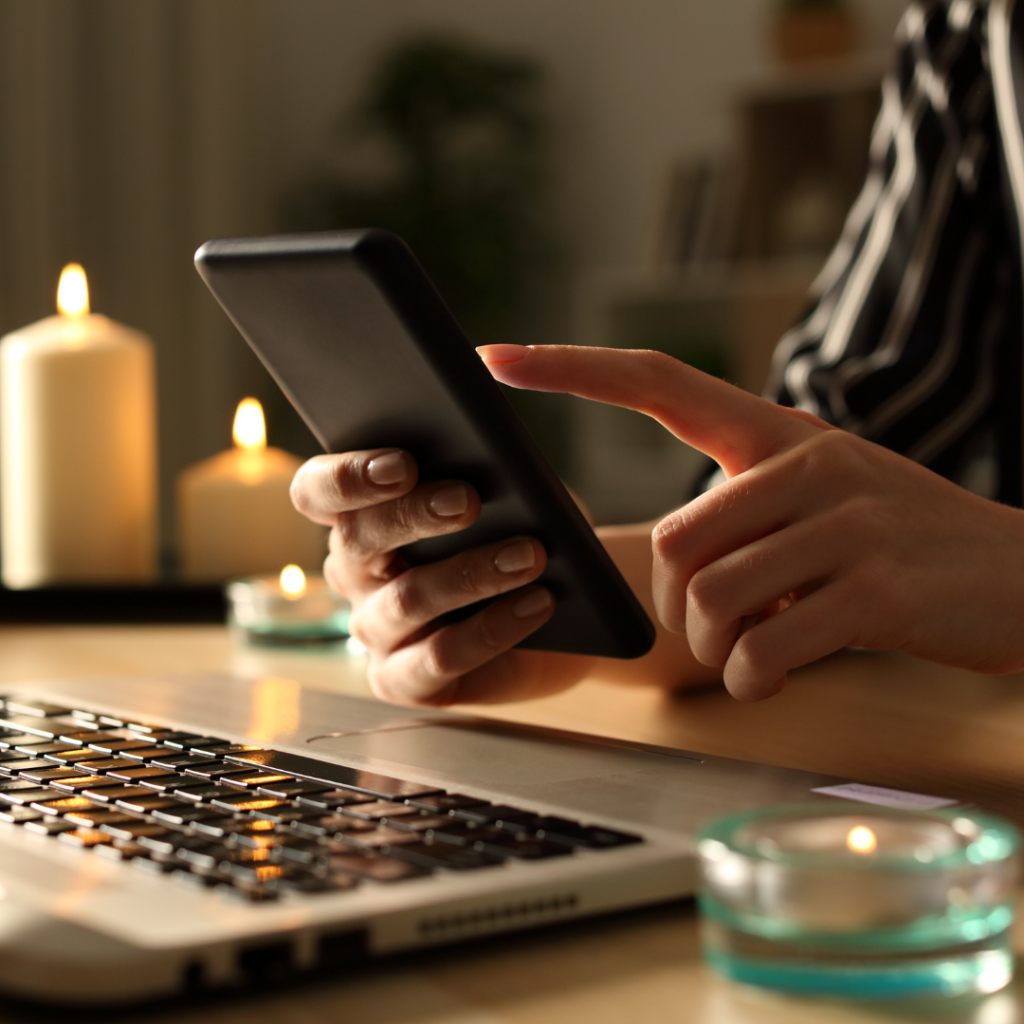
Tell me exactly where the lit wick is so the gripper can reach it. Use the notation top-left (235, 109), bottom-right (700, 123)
top-left (847, 825), bottom-right (878, 855)
top-left (56, 263), bottom-right (90, 317)
top-left (279, 564), bottom-right (306, 599)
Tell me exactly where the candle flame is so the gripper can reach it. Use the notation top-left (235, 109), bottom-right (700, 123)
top-left (57, 263), bottom-right (90, 316)
top-left (280, 564), bottom-right (306, 597)
top-left (847, 825), bottom-right (877, 855)
top-left (233, 398), bottom-right (266, 451)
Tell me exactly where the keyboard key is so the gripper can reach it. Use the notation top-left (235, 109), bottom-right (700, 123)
top-left (0, 805), bottom-right (44, 824)
top-left (1, 786), bottom-right (64, 805)
top-left (58, 828), bottom-right (114, 848)
top-left (406, 793), bottom-right (491, 813)
top-left (0, 720), bottom-right (59, 739)
top-left (115, 746), bottom-right (181, 763)
top-left (192, 817), bottom-right (264, 839)
top-left (86, 739), bottom-right (154, 755)
top-left (532, 818), bottom-right (643, 849)
top-left (295, 790), bottom-right (378, 810)
top-left (16, 766), bottom-right (91, 784)
top-left (97, 715), bottom-right (126, 727)
top-left (250, 807), bottom-right (321, 825)
top-left (161, 735), bottom-right (228, 750)
top-left (0, 750), bottom-right (32, 764)
top-left (217, 772), bottom-right (294, 790)
top-left (65, 756), bottom-right (136, 773)
top-left (173, 784), bottom-right (247, 803)
top-left (272, 871), bottom-right (359, 894)
top-left (336, 801), bottom-right (423, 822)
top-left (3, 699), bottom-right (73, 718)
top-left (188, 743), bottom-right (262, 757)
top-left (226, 862), bottom-right (293, 886)
top-left (253, 779), bottom-right (333, 799)
top-left (385, 841), bottom-right (504, 871)
top-left (23, 817), bottom-right (79, 836)
top-left (138, 833), bottom-right (211, 857)
top-left (82, 785), bottom-right (158, 803)
top-left (31, 795), bottom-right (98, 815)
top-left (324, 852), bottom-right (429, 882)
top-left (152, 806), bottom-right (227, 826)
top-left (43, 748), bottom-right (116, 766)
top-left (4, 758), bottom-right (64, 774)
top-left (289, 815), bottom-right (377, 839)
top-left (103, 765), bottom-right (177, 783)
top-left (151, 756), bottom-right (218, 772)
top-left (64, 809), bottom-right (140, 827)
top-left (0, 733), bottom-right (57, 749)
top-left (465, 830), bottom-right (574, 860)
top-left (183, 764), bottom-right (254, 781)
top-left (115, 795), bottom-right (178, 813)
top-left (336, 826), bottom-right (422, 851)
top-left (451, 805), bottom-right (540, 827)
top-left (223, 751), bottom-right (442, 800)
top-left (210, 795), bottom-right (287, 814)
top-left (15, 742), bottom-right (81, 756)
top-left (137, 776), bottom-right (212, 794)
top-left (57, 730), bottom-right (131, 744)
top-left (95, 841), bottom-right (149, 862)
top-left (101, 821), bottom-right (173, 841)
top-left (49, 775), bottom-right (123, 792)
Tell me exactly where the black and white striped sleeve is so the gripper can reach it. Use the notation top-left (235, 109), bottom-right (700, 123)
top-left (764, 0), bottom-right (1022, 505)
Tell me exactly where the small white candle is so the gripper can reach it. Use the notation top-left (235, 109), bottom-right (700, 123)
top-left (0, 264), bottom-right (157, 587)
top-left (226, 565), bottom-right (351, 641)
top-left (177, 398), bottom-right (324, 580)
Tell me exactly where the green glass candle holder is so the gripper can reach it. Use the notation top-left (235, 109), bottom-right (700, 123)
top-left (697, 803), bottom-right (1020, 1000)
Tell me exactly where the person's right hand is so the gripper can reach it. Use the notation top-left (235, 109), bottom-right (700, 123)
top-left (289, 450), bottom-right (590, 707)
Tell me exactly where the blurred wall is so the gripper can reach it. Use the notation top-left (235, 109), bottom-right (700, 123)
top-left (273, 0), bottom-right (909, 278)
top-left (0, 0), bottom-right (910, 558)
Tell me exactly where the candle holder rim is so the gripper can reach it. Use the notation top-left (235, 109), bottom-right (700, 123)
top-left (696, 802), bottom-right (1020, 872)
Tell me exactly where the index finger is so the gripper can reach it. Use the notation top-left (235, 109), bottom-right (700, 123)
top-left (290, 449), bottom-right (418, 525)
top-left (478, 345), bottom-right (830, 477)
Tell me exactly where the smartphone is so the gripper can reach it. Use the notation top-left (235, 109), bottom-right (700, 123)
top-left (194, 229), bottom-right (655, 659)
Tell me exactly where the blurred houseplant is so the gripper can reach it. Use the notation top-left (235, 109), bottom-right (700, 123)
top-left (283, 36), bottom-right (568, 469)
top-left (774, 0), bottom-right (857, 65)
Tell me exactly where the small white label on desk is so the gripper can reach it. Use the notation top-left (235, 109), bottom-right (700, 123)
top-left (812, 782), bottom-right (959, 810)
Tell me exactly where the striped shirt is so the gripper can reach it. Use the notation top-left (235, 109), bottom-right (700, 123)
top-left (763, 0), bottom-right (1024, 505)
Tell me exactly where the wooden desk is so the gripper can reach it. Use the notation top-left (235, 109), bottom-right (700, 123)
top-left (2, 624), bottom-right (1023, 1023)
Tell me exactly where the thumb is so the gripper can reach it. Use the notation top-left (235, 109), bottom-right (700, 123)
top-left (479, 344), bottom-right (826, 477)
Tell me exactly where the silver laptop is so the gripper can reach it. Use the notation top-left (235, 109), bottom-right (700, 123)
top-left (0, 671), bottom-right (844, 1004)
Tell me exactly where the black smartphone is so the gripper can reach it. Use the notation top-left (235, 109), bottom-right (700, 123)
top-left (194, 229), bottom-right (655, 659)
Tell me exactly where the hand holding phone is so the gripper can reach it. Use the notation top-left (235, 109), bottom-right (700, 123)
top-left (195, 229), bottom-right (655, 705)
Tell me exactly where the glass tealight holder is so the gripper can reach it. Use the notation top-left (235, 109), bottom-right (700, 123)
top-left (697, 803), bottom-right (1020, 1000)
top-left (226, 567), bottom-right (351, 645)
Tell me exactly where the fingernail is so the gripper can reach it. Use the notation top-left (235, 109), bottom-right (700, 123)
top-left (477, 344), bottom-right (529, 365)
top-left (429, 484), bottom-right (468, 517)
top-left (512, 588), bottom-right (553, 619)
top-left (495, 540), bottom-right (536, 573)
top-left (367, 452), bottom-right (406, 486)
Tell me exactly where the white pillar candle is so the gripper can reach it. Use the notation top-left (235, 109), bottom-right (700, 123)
top-left (178, 398), bottom-right (325, 581)
top-left (0, 264), bottom-right (157, 588)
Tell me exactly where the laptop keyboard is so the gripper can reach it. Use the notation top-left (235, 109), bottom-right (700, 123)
top-left (0, 697), bottom-right (642, 901)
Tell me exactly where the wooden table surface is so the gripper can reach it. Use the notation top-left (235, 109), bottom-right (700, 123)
top-left (3, 624), bottom-right (1024, 1024)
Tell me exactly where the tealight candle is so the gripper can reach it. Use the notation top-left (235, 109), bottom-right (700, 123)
top-left (0, 264), bottom-right (157, 587)
top-left (226, 565), bottom-right (350, 643)
top-left (697, 803), bottom-right (1020, 1000)
top-left (177, 398), bottom-right (325, 580)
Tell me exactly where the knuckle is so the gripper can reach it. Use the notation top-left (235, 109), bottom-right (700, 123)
top-left (331, 512), bottom-right (369, 559)
top-left (474, 611), bottom-right (506, 654)
top-left (422, 633), bottom-right (457, 680)
top-left (381, 575), bottom-right (422, 626)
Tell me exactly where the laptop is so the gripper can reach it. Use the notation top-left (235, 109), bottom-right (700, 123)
top-left (0, 669), bottom-right (854, 1005)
